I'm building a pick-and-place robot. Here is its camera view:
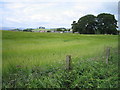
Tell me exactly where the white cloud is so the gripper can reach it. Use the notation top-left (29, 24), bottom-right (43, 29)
top-left (1, 0), bottom-right (118, 28)
top-left (5, 3), bottom-right (25, 9)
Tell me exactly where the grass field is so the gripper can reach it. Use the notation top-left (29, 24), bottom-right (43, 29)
top-left (32, 28), bottom-right (54, 31)
top-left (2, 31), bottom-right (118, 88)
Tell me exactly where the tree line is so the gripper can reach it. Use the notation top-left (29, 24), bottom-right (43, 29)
top-left (71, 13), bottom-right (118, 34)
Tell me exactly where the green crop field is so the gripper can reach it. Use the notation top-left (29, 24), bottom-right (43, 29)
top-left (2, 31), bottom-right (118, 88)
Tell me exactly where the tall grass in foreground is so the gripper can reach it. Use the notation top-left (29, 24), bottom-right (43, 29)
top-left (2, 31), bottom-right (118, 88)
top-left (2, 48), bottom-right (118, 88)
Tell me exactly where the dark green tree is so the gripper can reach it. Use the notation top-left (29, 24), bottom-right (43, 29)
top-left (56, 28), bottom-right (66, 31)
top-left (71, 13), bottom-right (118, 34)
top-left (97, 13), bottom-right (118, 34)
top-left (71, 15), bottom-right (97, 34)
top-left (71, 21), bottom-right (78, 33)
top-left (77, 14), bottom-right (97, 34)
top-left (23, 28), bottom-right (33, 32)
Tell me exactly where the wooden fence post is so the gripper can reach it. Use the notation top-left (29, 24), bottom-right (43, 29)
top-left (66, 55), bottom-right (71, 70)
top-left (106, 47), bottom-right (110, 64)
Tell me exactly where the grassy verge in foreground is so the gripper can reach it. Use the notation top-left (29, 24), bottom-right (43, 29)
top-left (2, 48), bottom-right (118, 88)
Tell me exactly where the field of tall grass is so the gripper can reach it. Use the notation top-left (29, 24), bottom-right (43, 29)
top-left (2, 31), bottom-right (118, 88)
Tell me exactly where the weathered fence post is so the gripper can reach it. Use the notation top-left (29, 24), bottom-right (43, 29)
top-left (66, 55), bottom-right (71, 70)
top-left (106, 47), bottom-right (110, 64)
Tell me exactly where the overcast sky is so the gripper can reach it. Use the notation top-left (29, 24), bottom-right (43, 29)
top-left (0, 0), bottom-right (119, 29)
